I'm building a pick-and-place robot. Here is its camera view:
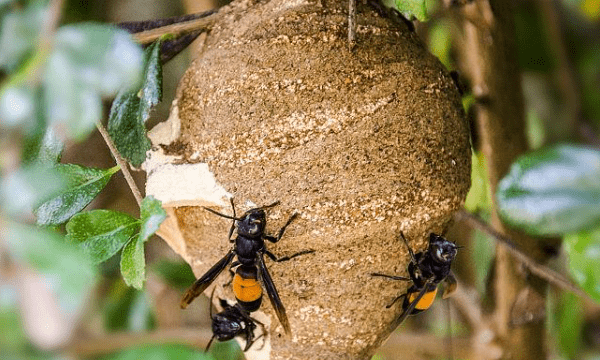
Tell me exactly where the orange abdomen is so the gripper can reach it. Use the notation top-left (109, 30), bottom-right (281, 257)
top-left (408, 287), bottom-right (437, 311)
top-left (233, 273), bottom-right (263, 303)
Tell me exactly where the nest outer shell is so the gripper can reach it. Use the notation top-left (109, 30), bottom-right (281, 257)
top-left (147, 0), bottom-right (472, 359)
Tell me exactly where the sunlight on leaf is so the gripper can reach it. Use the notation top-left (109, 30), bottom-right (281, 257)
top-left (120, 236), bottom-right (146, 290)
top-left (564, 227), bottom-right (600, 303)
top-left (139, 196), bottom-right (166, 242)
top-left (0, 3), bottom-right (46, 72)
top-left (66, 210), bottom-right (139, 264)
top-left (108, 40), bottom-right (162, 166)
top-left (0, 165), bottom-right (65, 219)
top-left (497, 144), bottom-right (600, 236)
top-left (381, 0), bottom-right (429, 21)
top-left (44, 23), bottom-right (143, 140)
top-left (35, 164), bottom-right (120, 226)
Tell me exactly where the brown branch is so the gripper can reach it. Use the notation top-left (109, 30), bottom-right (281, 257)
top-left (96, 122), bottom-right (143, 206)
top-left (455, 210), bottom-right (593, 302)
top-left (132, 13), bottom-right (221, 45)
top-left (536, 0), bottom-right (581, 140)
top-left (62, 328), bottom-right (212, 357)
top-left (378, 331), bottom-right (501, 360)
top-left (452, 0), bottom-right (550, 358)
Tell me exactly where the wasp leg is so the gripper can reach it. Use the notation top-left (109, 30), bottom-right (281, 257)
top-left (251, 316), bottom-right (267, 350)
top-left (386, 293), bottom-right (407, 309)
top-left (370, 272), bottom-right (411, 281)
top-left (181, 250), bottom-right (236, 309)
top-left (264, 212), bottom-right (298, 243)
top-left (257, 253), bottom-right (291, 335)
top-left (390, 278), bottom-right (433, 331)
top-left (264, 249), bottom-right (315, 262)
top-left (398, 231), bottom-right (419, 264)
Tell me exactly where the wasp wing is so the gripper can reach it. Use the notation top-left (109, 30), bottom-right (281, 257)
top-left (181, 250), bottom-right (235, 309)
top-left (390, 278), bottom-right (434, 331)
top-left (258, 253), bottom-right (291, 335)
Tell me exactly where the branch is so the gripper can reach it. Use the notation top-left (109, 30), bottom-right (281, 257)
top-left (132, 13), bottom-right (221, 45)
top-left (96, 122), bottom-right (143, 206)
top-left (455, 210), bottom-right (593, 302)
top-left (62, 328), bottom-right (212, 357)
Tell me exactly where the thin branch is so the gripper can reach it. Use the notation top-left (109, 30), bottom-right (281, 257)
top-left (455, 210), bottom-right (592, 302)
top-left (132, 13), bottom-right (221, 45)
top-left (449, 280), bottom-right (486, 332)
top-left (96, 122), bottom-right (143, 206)
top-left (62, 328), bottom-right (212, 357)
top-left (348, 0), bottom-right (356, 50)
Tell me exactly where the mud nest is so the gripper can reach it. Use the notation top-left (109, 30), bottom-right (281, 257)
top-left (146, 0), bottom-right (472, 359)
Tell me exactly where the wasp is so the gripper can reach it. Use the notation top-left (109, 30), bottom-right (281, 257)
top-left (206, 289), bottom-right (265, 352)
top-left (181, 198), bottom-right (314, 336)
top-left (371, 232), bottom-right (458, 330)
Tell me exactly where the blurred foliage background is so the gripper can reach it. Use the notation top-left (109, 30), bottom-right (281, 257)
top-left (1, 0), bottom-right (600, 359)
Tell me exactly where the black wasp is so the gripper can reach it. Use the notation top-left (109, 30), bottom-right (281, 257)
top-left (371, 232), bottom-right (458, 330)
top-left (181, 198), bottom-right (314, 337)
top-left (205, 289), bottom-right (264, 352)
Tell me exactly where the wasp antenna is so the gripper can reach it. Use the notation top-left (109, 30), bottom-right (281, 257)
top-left (203, 206), bottom-right (243, 221)
top-left (399, 232), bottom-right (417, 263)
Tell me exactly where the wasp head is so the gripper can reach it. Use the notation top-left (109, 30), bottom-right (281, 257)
top-left (428, 233), bottom-right (457, 264)
top-left (237, 209), bottom-right (267, 237)
top-left (212, 311), bottom-right (245, 341)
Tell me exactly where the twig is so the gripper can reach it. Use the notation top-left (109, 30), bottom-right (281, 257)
top-left (132, 13), bottom-right (221, 45)
top-left (449, 279), bottom-right (485, 331)
top-left (96, 122), bottom-right (143, 206)
top-left (455, 210), bottom-right (592, 301)
top-left (62, 328), bottom-right (212, 357)
top-left (348, 0), bottom-right (356, 50)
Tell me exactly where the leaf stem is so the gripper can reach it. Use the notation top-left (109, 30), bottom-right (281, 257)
top-left (96, 122), bottom-right (143, 206)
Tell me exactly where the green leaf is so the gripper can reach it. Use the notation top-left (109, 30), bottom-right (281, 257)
top-left (119, 196), bottom-right (165, 290)
top-left (381, 0), bottom-right (428, 21)
top-left (120, 236), bottom-right (146, 290)
top-left (464, 151), bottom-right (490, 213)
top-left (35, 164), bottom-right (120, 226)
top-left (564, 227), bottom-right (600, 303)
top-left (139, 196), bottom-right (166, 242)
top-left (21, 91), bottom-right (64, 165)
top-left (44, 23), bottom-right (143, 140)
top-left (66, 209), bottom-right (139, 263)
top-left (2, 220), bottom-right (97, 314)
top-left (103, 281), bottom-right (153, 331)
top-left (152, 260), bottom-right (196, 290)
top-left (98, 344), bottom-right (212, 360)
top-left (497, 144), bottom-right (600, 236)
top-left (108, 40), bottom-right (163, 166)
top-left (0, 164), bottom-right (65, 219)
top-left (555, 292), bottom-right (584, 358)
top-left (103, 281), bottom-right (138, 331)
top-left (209, 340), bottom-right (242, 360)
top-left (0, 3), bottom-right (46, 71)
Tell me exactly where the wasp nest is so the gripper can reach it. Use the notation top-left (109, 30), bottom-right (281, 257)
top-left (145, 0), bottom-right (471, 359)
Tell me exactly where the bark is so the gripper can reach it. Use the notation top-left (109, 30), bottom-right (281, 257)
top-left (452, 1), bottom-right (559, 359)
